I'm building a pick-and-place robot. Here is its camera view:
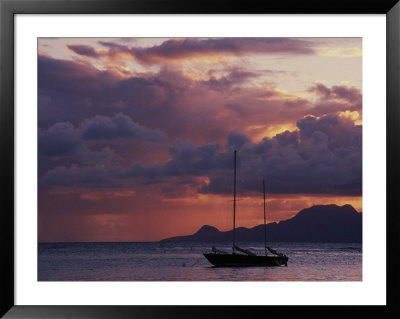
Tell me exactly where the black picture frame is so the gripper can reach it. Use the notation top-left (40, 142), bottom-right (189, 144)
top-left (1, 0), bottom-right (399, 318)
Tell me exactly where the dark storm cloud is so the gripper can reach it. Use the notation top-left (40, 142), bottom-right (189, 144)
top-left (309, 83), bottom-right (362, 104)
top-left (123, 113), bottom-right (361, 196)
top-left (274, 130), bottom-right (300, 146)
top-left (38, 55), bottom-right (103, 83)
top-left (305, 83), bottom-right (362, 118)
top-left (226, 132), bottom-right (252, 150)
top-left (38, 55), bottom-right (178, 131)
top-left (126, 141), bottom-right (226, 179)
top-left (39, 113), bottom-right (166, 158)
top-left (67, 45), bottom-right (104, 58)
top-left (39, 122), bottom-right (80, 157)
top-left (37, 55), bottom-right (242, 145)
top-left (38, 55), bottom-right (117, 127)
top-left (81, 113), bottom-right (166, 142)
top-left (40, 112), bottom-right (361, 196)
top-left (297, 113), bottom-right (360, 149)
top-left (89, 38), bottom-right (317, 64)
top-left (38, 55), bottom-right (360, 147)
top-left (331, 85), bottom-right (362, 103)
top-left (38, 54), bottom-right (361, 195)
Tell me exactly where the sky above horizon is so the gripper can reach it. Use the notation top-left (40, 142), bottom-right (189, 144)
top-left (38, 37), bottom-right (362, 242)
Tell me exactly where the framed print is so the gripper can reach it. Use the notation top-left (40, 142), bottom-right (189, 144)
top-left (1, 0), bottom-right (399, 318)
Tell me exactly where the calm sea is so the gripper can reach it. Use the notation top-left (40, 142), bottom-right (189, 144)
top-left (38, 242), bottom-right (362, 281)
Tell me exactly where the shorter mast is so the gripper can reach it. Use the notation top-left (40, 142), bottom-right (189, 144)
top-left (263, 179), bottom-right (267, 256)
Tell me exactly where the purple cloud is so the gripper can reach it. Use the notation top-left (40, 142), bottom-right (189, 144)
top-left (67, 45), bottom-right (103, 58)
top-left (112, 113), bottom-right (361, 196)
top-left (92, 38), bottom-right (317, 64)
top-left (201, 69), bottom-right (261, 90)
top-left (39, 122), bottom-right (80, 157)
top-left (40, 112), bottom-right (361, 196)
top-left (38, 55), bottom-right (360, 147)
top-left (309, 83), bottom-right (362, 104)
top-left (81, 113), bottom-right (166, 142)
top-left (38, 54), bottom-right (361, 196)
top-left (39, 113), bottom-right (166, 159)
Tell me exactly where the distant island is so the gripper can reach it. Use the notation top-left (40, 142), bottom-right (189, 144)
top-left (161, 204), bottom-right (362, 243)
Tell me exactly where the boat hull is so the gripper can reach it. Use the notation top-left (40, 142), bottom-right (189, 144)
top-left (203, 253), bottom-right (288, 267)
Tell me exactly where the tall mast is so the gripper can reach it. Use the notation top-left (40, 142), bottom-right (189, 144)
top-left (233, 150), bottom-right (237, 253)
top-left (263, 179), bottom-right (267, 256)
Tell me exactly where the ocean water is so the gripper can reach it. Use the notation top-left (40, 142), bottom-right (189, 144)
top-left (38, 242), bottom-right (362, 281)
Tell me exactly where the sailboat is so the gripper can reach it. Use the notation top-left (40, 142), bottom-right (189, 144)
top-left (203, 150), bottom-right (288, 267)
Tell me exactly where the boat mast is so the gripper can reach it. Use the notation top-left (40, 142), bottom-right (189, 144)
top-left (233, 150), bottom-right (237, 254)
top-left (263, 179), bottom-right (267, 256)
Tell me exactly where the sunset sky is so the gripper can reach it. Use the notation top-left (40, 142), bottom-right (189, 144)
top-left (38, 37), bottom-right (362, 242)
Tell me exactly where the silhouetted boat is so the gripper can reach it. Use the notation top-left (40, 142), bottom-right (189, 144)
top-left (203, 150), bottom-right (288, 267)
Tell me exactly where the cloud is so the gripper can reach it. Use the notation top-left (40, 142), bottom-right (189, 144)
top-left (89, 38), bottom-right (318, 65)
top-left (201, 69), bottom-right (261, 90)
top-left (39, 122), bottom-right (80, 157)
top-left (111, 113), bottom-right (361, 196)
top-left (38, 55), bottom-right (176, 129)
top-left (309, 83), bottom-right (362, 104)
top-left (226, 131), bottom-right (252, 150)
top-left (38, 55), bottom-right (362, 196)
top-left (126, 141), bottom-right (224, 179)
top-left (38, 55), bottom-right (361, 147)
top-left (38, 55), bottom-right (102, 82)
top-left (81, 113), bottom-right (166, 142)
top-left (67, 44), bottom-right (104, 58)
top-left (39, 113), bottom-right (166, 159)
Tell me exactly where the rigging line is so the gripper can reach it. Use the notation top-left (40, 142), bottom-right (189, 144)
top-left (263, 179), bottom-right (267, 256)
top-left (232, 150), bottom-right (237, 254)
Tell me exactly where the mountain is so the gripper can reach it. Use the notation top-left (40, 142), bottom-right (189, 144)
top-left (160, 204), bottom-right (362, 243)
